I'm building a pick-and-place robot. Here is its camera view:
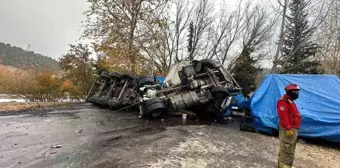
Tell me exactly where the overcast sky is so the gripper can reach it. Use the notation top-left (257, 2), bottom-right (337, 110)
top-left (0, 0), bottom-right (244, 60)
top-left (0, 0), bottom-right (89, 60)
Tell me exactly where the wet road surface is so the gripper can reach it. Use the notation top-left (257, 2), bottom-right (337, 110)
top-left (0, 103), bottom-right (339, 168)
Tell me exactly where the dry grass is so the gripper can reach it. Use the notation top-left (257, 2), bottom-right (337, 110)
top-left (0, 64), bottom-right (19, 72)
top-left (0, 102), bottom-right (73, 112)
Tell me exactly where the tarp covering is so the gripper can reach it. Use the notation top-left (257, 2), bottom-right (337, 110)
top-left (154, 76), bottom-right (165, 86)
top-left (163, 61), bottom-right (191, 86)
top-left (233, 93), bottom-right (249, 109)
top-left (224, 93), bottom-right (248, 116)
top-left (249, 74), bottom-right (340, 142)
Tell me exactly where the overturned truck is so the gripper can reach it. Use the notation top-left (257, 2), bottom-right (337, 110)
top-left (86, 59), bottom-right (242, 122)
top-left (138, 59), bottom-right (242, 121)
top-left (86, 72), bottom-right (156, 109)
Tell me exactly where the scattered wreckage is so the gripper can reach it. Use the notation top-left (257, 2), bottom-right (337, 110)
top-left (86, 59), bottom-right (243, 123)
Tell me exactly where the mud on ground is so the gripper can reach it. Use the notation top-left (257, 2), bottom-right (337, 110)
top-left (0, 103), bottom-right (339, 168)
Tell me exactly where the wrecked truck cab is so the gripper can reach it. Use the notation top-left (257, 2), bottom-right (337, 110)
top-left (139, 59), bottom-right (242, 121)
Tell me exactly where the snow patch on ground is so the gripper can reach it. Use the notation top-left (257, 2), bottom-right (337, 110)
top-left (0, 98), bottom-right (27, 103)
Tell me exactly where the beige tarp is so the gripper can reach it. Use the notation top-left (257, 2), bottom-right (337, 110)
top-left (163, 61), bottom-right (191, 86)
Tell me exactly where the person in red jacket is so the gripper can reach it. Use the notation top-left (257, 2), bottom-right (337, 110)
top-left (277, 84), bottom-right (302, 168)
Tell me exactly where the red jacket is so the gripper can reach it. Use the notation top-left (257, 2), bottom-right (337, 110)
top-left (277, 94), bottom-right (302, 130)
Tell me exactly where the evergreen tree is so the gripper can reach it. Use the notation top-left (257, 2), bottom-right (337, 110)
top-left (279, 0), bottom-right (323, 74)
top-left (232, 47), bottom-right (262, 96)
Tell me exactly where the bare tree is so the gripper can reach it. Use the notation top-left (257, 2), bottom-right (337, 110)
top-left (242, 6), bottom-right (278, 62)
top-left (316, 0), bottom-right (340, 75)
top-left (188, 0), bottom-right (215, 60)
top-left (229, 4), bottom-right (278, 71)
top-left (82, 0), bottom-right (169, 74)
top-left (197, 0), bottom-right (251, 66)
top-left (173, 0), bottom-right (194, 61)
top-left (204, 0), bottom-right (238, 61)
top-left (271, 0), bottom-right (289, 73)
top-left (219, 0), bottom-right (250, 65)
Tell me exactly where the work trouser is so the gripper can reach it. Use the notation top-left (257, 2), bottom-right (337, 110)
top-left (278, 126), bottom-right (299, 168)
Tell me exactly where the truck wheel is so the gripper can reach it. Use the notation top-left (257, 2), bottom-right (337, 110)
top-left (211, 87), bottom-right (230, 124)
top-left (145, 103), bottom-right (167, 119)
top-left (192, 60), bottom-right (199, 67)
top-left (121, 73), bottom-right (135, 81)
top-left (87, 96), bottom-right (97, 104)
top-left (109, 72), bottom-right (122, 79)
top-left (137, 77), bottom-right (155, 89)
top-left (143, 98), bottom-right (167, 119)
top-left (195, 59), bottom-right (217, 73)
top-left (108, 100), bottom-right (122, 110)
top-left (100, 71), bottom-right (112, 80)
top-left (144, 98), bottom-right (164, 108)
top-left (120, 74), bottom-right (136, 88)
top-left (97, 98), bottom-right (109, 107)
top-left (211, 86), bottom-right (230, 99)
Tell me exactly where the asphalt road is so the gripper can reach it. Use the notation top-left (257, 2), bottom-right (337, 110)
top-left (0, 103), bottom-right (339, 168)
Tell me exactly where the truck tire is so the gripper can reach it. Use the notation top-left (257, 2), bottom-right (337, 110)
top-left (100, 71), bottom-right (112, 80)
top-left (108, 100), bottom-right (122, 110)
top-left (97, 97), bottom-right (109, 107)
top-left (211, 86), bottom-right (230, 99)
top-left (143, 98), bottom-right (167, 119)
top-left (109, 72), bottom-right (122, 79)
top-left (195, 59), bottom-right (217, 73)
top-left (144, 98), bottom-right (164, 108)
top-left (87, 96), bottom-right (97, 104)
top-left (137, 77), bottom-right (155, 88)
top-left (121, 73), bottom-right (135, 81)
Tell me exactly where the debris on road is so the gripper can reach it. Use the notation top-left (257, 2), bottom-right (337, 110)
top-left (66, 162), bottom-right (75, 168)
top-left (76, 129), bottom-right (83, 133)
top-left (50, 145), bottom-right (62, 148)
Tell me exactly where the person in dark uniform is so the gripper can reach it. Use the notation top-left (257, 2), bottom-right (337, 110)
top-left (277, 84), bottom-right (302, 168)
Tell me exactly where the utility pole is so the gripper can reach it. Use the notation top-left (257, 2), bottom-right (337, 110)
top-left (27, 44), bottom-right (31, 51)
top-left (151, 57), bottom-right (154, 77)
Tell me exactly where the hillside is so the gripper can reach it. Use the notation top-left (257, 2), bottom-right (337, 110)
top-left (0, 42), bottom-right (59, 71)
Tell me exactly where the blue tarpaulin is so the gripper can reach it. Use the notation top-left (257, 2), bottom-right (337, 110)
top-left (249, 74), bottom-right (340, 142)
top-left (154, 76), bottom-right (165, 86)
top-left (233, 93), bottom-right (249, 109)
top-left (224, 93), bottom-right (248, 116)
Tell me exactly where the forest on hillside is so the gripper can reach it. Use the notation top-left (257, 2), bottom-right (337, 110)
top-left (0, 42), bottom-right (58, 71)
